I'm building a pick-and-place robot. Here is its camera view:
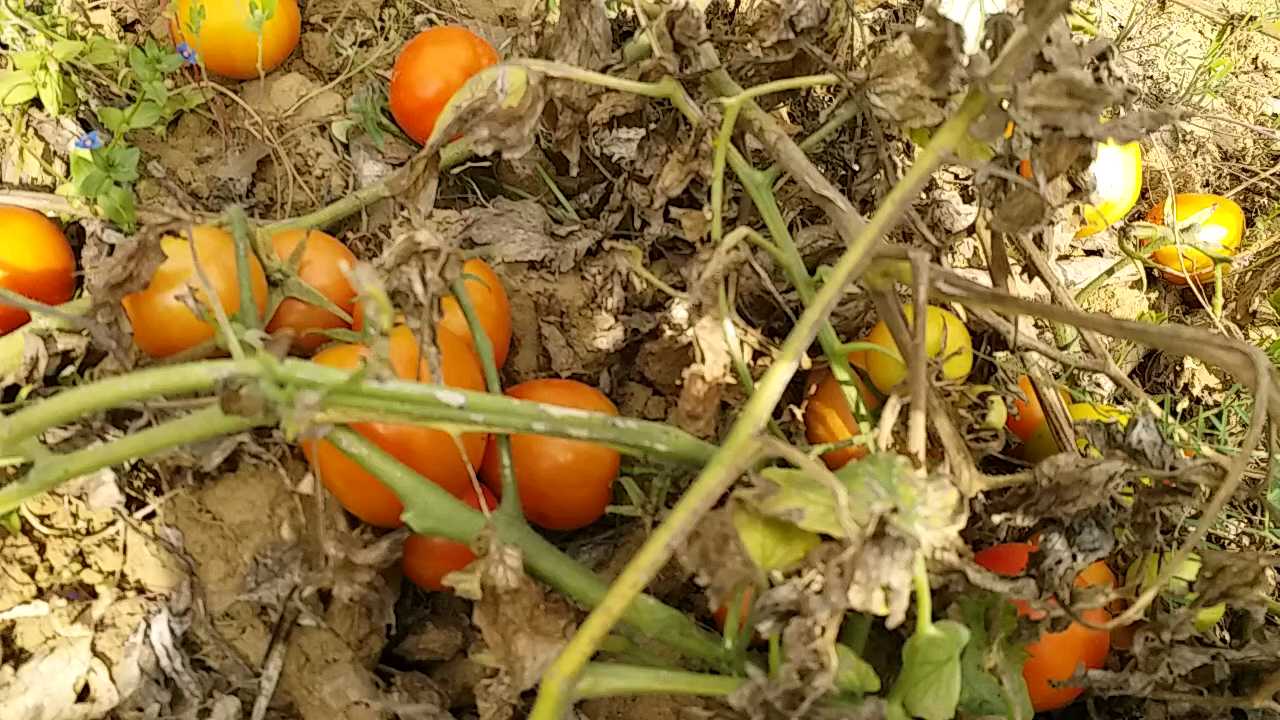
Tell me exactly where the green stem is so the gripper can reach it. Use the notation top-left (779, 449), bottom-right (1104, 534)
top-left (0, 359), bottom-right (258, 452)
top-left (761, 97), bottom-right (862, 184)
top-left (325, 428), bottom-right (733, 668)
top-left (575, 663), bottom-right (745, 699)
top-left (912, 553), bottom-right (932, 634)
top-left (529, 87), bottom-right (993, 720)
top-left (710, 103), bottom-right (741, 246)
top-left (450, 276), bottom-right (521, 522)
top-left (226, 206), bottom-right (262, 332)
top-left (0, 406), bottom-right (265, 515)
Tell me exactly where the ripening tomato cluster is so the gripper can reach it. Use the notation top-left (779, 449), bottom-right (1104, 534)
top-left (803, 304), bottom-right (974, 470)
top-left (114, 223), bottom-right (621, 592)
top-left (975, 541), bottom-right (1116, 712)
top-left (1012, 131), bottom-right (1247, 286)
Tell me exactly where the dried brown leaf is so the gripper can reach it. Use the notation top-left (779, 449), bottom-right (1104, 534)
top-left (676, 506), bottom-right (760, 611)
top-left (431, 64), bottom-right (548, 161)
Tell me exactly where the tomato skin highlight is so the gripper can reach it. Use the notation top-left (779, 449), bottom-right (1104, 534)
top-left (862, 305), bottom-right (973, 394)
top-left (439, 259), bottom-right (513, 368)
top-left (0, 206), bottom-right (76, 335)
top-left (1144, 193), bottom-right (1245, 285)
top-left (173, 0), bottom-right (301, 80)
top-left (480, 379), bottom-right (620, 531)
top-left (389, 26), bottom-right (499, 145)
top-left (803, 368), bottom-right (882, 470)
top-left (975, 544), bottom-right (1114, 712)
top-left (303, 326), bottom-right (488, 528)
top-left (122, 225), bottom-right (269, 358)
top-left (265, 229), bottom-right (358, 354)
top-left (402, 485), bottom-right (496, 591)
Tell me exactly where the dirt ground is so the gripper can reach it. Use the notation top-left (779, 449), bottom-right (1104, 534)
top-left (2, 0), bottom-right (1280, 719)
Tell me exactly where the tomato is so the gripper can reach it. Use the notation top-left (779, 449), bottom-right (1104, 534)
top-left (480, 379), bottom-right (620, 531)
top-left (0, 206), bottom-right (75, 335)
top-left (265, 229), bottom-right (358, 354)
top-left (172, 0), bottom-right (301, 80)
top-left (862, 305), bottom-right (973, 394)
top-left (122, 225), bottom-right (268, 358)
top-left (303, 326), bottom-right (488, 528)
top-left (402, 485), bottom-right (496, 591)
top-left (803, 368), bottom-right (882, 470)
top-left (1144, 193), bottom-right (1245, 285)
top-left (1076, 139), bottom-right (1143, 239)
top-left (1020, 402), bottom-right (1128, 464)
top-left (439, 259), bottom-right (513, 368)
top-left (1005, 375), bottom-right (1074, 442)
top-left (1017, 158), bottom-right (1034, 180)
top-left (389, 26), bottom-right (499, 145)
top-left (976, 546), bottom-right (1114, 712)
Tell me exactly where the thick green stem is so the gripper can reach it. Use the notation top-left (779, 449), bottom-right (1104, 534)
top-left (576, 663), bottom-right (745, 699)
top-left (0, 359), bottom-right (258, 452)
top-left (0, 406), bottom-right (265, 515)
top-left (227, 206), bottom-right (262, 332)
top-left (529, 88), bottom-right (994, 720)
top-left (325, 428), bottom-right (733, 668)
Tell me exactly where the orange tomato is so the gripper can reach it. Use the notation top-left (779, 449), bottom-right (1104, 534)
top-left (480, 379), bottom-right (620, 531)
top-left (1019, 402), bottom-right (1128, 464)
top-left (1144, 193), bottom-right (1245, 285)
top-left (1018, 158), bottom-right (1034, 180)
top-left (0, 206), bottom-right (76, 335)
top-left (265, 229), bottom-right (358, 354)
top-left (1006, 375), bottom-right (1074, 443)
top-left (976, 545), bottom-right (1113, 712)
top-left (173, 0), bottom-right (301, 80)
top-left (862, 305), bottom-right (973, 393)
top-left (439, 259), bottom-right (512, 368)
top-left (403, 485), bottom-right (496, 592)
top-left (122, 225), bottom-right (268, 358)
top-left (303, 326), bottom-right (488, 528)
top-left (803, 368), bottom-right (882, 470)
top-left (389, 26), bottom-right (499, 145)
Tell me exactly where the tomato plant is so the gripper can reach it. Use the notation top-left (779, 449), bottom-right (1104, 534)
top-left (439, 258), bottom-right (513, 368)
top-left (172, 0), bottom-right (301, 80)
top-left (1019, 401), bottom-right (1128, 463)
top-left (121, 225), bottom-right (268, 358)
top-left (403, 485), bottom-right (496, 591)
top-left (976, 544), bottom-right (1113, 712)
top-left (480, 379), bottom-right (620, 531)
top-left (303, 326), bottom-right (488, 528)
top-left (1144, 193), bottom-right (1245, 285)
top-left (1076, 139), bottom-right (1143, 239)
top-left (862, 305), bottom-right (973, 393)
top-left (388, 26), bottom-right (499, 145)
top-left (0, 206), bottom-right (76, 335)
top-left (803, 368), bottom-right (882, 469)
top-left (265, 229), bottom-right (358, 354)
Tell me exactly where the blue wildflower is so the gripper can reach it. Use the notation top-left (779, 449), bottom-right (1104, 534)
top-left (74, 130), bottom-right (105, 150)
top-left (177, 42), bottom-right (198, 66)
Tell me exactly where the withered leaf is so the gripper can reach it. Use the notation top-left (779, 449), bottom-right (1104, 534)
top-left (732, 500), bottom-right (821, 573)
top-left (429, 64), bottom-right (547, 161)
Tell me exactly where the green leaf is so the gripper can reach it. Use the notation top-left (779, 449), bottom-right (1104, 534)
top-left (97, 106), bottom-right (127, 133)
top-left (36, 70), bottom-right (64, 115)
top-left (0, 70), bottom-right (37, 106)
top-left (128, 101), bottom-right (163, 130)
top-left (140, 78), bottom-right (170, 105)
top-left (731, 501), bottom-right (820, 572)
top-left (893, 620), bottom-right (970, 720)
top-left (956, 593), bottom-right (1033, 720)
top-left (104, 145), bottom-right (140, 182)
top-left (82, 37), bottom-right (121, 66)
top-left (835, 643), bottom-right (881, 696)
top-left (50, 39), bottom-right (85, 62)
top-left (752, 453), bottom-right (909, 538)
top-left (162, 86), bottom-right (206, 117)
top-left (1269, 289), bottom-right (1280, 320)
top-left (98, 183), bottom-right (136, 229)
top-left (12, 51), bottom-right (44, 72)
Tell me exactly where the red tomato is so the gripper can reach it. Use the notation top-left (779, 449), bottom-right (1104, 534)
top-left (1144, 193), bottom-right (1245, 285)
top-left (439, 259), bottom-right (513, 368)
top-left (402, 485), bottom-right (496, 592)
top-left (803, 368), bottom-right (882, 470)
top-left (303, 326), bottom-right (488, 528)
top-left (0, 206), bottom-right (75, 335)
top-left (172, 0), bottom-right (301, 80)
top-left (480, 379), bottom-right (620, 530)
top-left (975, 545), bottom-right (1113, 712)
top-left (389, 26), bottom-right (499, 145)
top-left (265, 229), bottom-right (358, 354)
top-left (122, 225), bottom-right (268, 358)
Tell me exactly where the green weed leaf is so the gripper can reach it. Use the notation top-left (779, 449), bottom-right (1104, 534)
top-left (128, 101), bottom-right (163, 130)
top-left (50, 40), bottom-right (85, 62)
top-left (97, 106), bottom-right (127, 133)
top-left (82, 37), bottom-right (121, 66)
top-left (104, 145), bottom-right (140, 182)
top-left (731, 501), bottom-right (820, 572)
top-left (98, 183), bottom-right (137, 230)
top-left (0, 70), bottom-right (38, 105)
top-left (70, 152), bottom-right (110, 197)
top-left (835, 643), bottom-right (881, 697)
top-left (12, 51), bottom-right (44, 72)
top-left (956, 593), bottom-right (1033, 720)
top-left (893, 619), bottom-right (970, 720)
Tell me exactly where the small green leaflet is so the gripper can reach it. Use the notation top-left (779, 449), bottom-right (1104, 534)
top-left (835, 643), bottom-right (881, 697)
top-left (891, 619), bottom-right (970, 720)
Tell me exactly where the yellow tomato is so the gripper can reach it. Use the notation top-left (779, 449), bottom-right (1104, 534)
top-left (173, 0), bottom-right (301, 80)
top-left (1144, 193), bottom-right (1245, 285)
top-left (1020, 402), bottom-right (1128, 463)
top-left (1076, 140), bottom-right (1143, 239)
top-left (863, 305), bottom-right (973, 393)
